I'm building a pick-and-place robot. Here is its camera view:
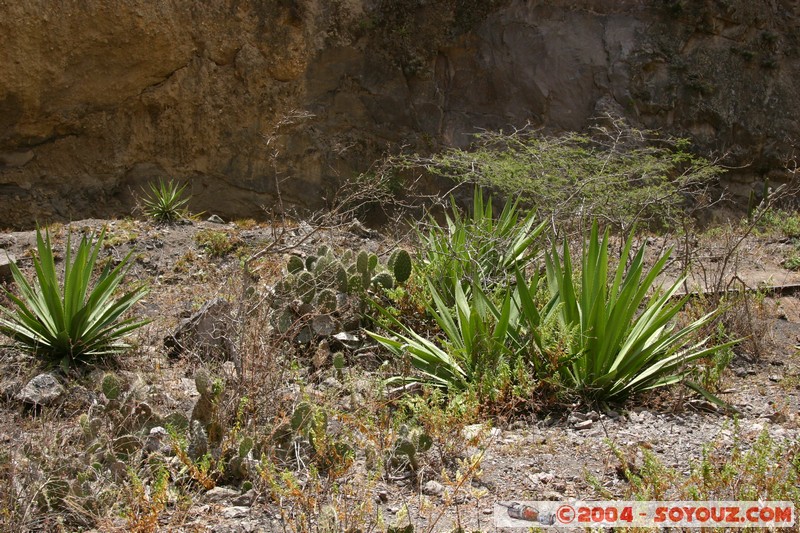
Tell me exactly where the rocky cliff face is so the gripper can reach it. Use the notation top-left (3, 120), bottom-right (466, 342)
top-left (1, 0), bottom-right (798, 228)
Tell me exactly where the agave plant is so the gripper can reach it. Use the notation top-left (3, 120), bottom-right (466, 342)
top-left (141, 179), bottom-right (190, 223)
top-left (416, 187), bottom-right (546, 304)
top-left (368, 273), bottom-right (564, 392)
top-left (546, 222), bottom-right (736, 401)
top-left (368, 281), bottom-right (512, 391)
top-left (0, 228), bottom-right (150, 366)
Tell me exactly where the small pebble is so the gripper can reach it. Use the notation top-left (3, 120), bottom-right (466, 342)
top-left (422, 480), bottom-right (445, 496)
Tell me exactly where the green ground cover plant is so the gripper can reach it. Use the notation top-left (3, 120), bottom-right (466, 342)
top-left (194, 229), bottom-right (241, 258)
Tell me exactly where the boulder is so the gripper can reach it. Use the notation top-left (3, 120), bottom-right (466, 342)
top-left (165, 298), bottom-right (237, 366)
top-left (0, 253), bottom-right (15, 282)
top-left (15, 373), bottom-right (65, 407)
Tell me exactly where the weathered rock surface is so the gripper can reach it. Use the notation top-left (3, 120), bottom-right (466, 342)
top-left (1, 0), bottom-right (798, 227)
top-left (165, 298), bottom-right (237, 364)
top-left (15, 373), bottom-right (65, 407)
top-left (0, 253), bottom-right (14, 282)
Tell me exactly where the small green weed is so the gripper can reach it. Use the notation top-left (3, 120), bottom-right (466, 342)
top-left (173, 250), bottom-right (198, 273)
top-left (124, 465), bottom-right (170, 533)
top-left (615, 422), bottom-right (800, 506)
top-left (194, 229), bottom-right (240, 258)
top-left (102, 220), bottom-right (139, 248)
top-left (785, 253), bottom-right (800, 271)
top-left (755, 208), bottom-right (800, 238)
top-left (233, 218), bottom-right (260, 229)
top-left (695, 323), bottom-right (735, 392)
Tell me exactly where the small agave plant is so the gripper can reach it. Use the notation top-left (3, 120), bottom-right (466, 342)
top-left (141, 179), bottom-right (190, 223)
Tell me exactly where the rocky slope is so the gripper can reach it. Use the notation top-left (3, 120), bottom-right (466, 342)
top-left (1, 0), bottom-right (799, 227)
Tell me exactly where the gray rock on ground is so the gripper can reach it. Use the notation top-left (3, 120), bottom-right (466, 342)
top-left (16, 373), bottom-right (65, 407)
top-left (0, 253), bottom-right (15, 282)
top-left (165, 298), bottom-right (239, 370)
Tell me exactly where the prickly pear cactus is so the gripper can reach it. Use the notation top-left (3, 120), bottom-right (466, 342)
top-left (372, 272), bottom-right (395, 290)
top-left (192, 369), bottom-right (223, 428)
top-left (297, 271), bottom-right (316, 304)
top-left (313, 254), bottom-right (332, 276)
top-left (271, 244), bottom-right (409, 343)
top-left (188, 419), bottom-right (209, 460)
top-left (389, 425), bottom-right (432, 471)
top-left (195, 368), bottom-right (213, 397)
top-left (291, 401), bottom-right (313, 432)
top-left (356, 250), bottom-right (369, 274)
top-left (316, 288), bottom-right (337, 314)
top-left (392, 249), bottom-right (412, 283)
top-left (305, 255), bottom-right (317, 271)
top-left (336, 266), bottom-right (349, 293)
top-left (287, 255), bottom-right (305, 274)
top-left (348, 274), bottom-right (363, 293)
top-left (101, 373), bottom-right (122, 400)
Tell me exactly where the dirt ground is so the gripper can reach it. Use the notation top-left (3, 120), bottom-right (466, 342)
top-left (0, 217), bottom-right (798, 532)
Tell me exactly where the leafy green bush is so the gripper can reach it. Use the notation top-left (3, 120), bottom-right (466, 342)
top-left (395, 122), bottom-right (722, 232)
top-left (415, 188), bottom-right (546, 305)
top-left (546, 222), bottom-right (735, 401)
top-left (0, 229), bottom-right (149, 366)
top-left (141, 179), bottom-right (190, 223)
